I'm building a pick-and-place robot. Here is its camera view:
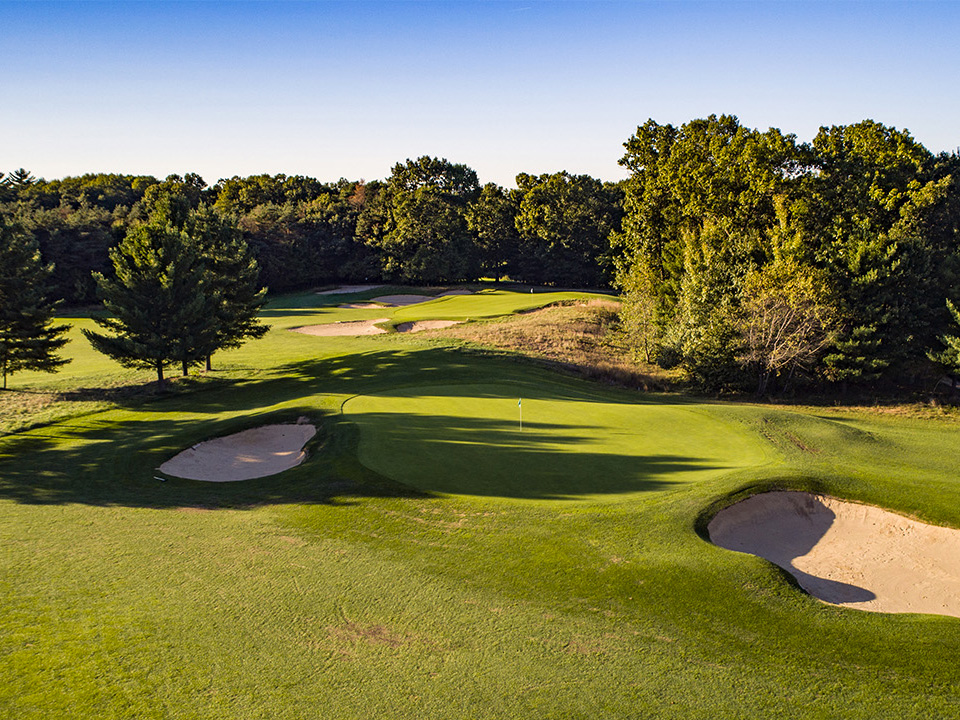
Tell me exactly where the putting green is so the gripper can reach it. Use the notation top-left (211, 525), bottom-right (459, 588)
top-left (343, 382), bottom-right (771, 500)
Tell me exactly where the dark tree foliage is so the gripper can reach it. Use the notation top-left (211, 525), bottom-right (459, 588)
top-left (239, 181), bottom-right (373, 291)
top-left (12, 173), bottom-right (158, 212)
top-left (465, 183), bottom-right (520, 281)
top-left (15, 203), bottom-right (120, 305)
top-left (514, 171), bottom-right (623, 287)
top-left (0, 215), bottom-right (70, 389)
top-left (614, 115), bottom-right (960, 392)
top-left (928, 300), bottom-right (960, 377)
top-left (212, 174), bottom-right (328, 215)
top-left (187, 206), bottom-right (268, 370)
top-left (358, 157), bottom-right (481, 284)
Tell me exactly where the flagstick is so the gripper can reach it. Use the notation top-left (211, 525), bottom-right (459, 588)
top-left (519, 398), bottom-right (522, 432)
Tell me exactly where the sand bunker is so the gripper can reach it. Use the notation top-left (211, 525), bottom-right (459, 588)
top-left (369, 290), bottom-right (473, 306)
top-left (370, 294), bottom-right (435, 306)
top-left (292, 318), bottom-right (389, 336)
top-left (709, 491), bottom-right (960, 617)
top-left (160, 423), bottom-right (317, 482)
top-left (316, 284), bottom-right (384, 295)
top-left (396, 320), bottom-right (463, 333)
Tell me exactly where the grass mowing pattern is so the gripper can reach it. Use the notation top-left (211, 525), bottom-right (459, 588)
top-left (2, 287), bottom-right (960, 718)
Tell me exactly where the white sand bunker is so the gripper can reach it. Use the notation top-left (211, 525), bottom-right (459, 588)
top-left (370, 290), bottom-right (473, 307)
top-left (160, 423), bottom-right (317, 482)
top-left (709, 491), bottom-right (960, 617)
top-left (396, 320), bottom-right (463, 333)
top-left (292, 318), bottom-right (389, 336)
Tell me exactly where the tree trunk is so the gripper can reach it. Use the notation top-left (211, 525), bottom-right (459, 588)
top-left (205, 355), bottom-right (212, 372)
top-left (156, 362), bottom-right (164, 388)
top-left (757, 370), bottom-right (769, 397)
top-left (182, 358), bottom-right (189, 377)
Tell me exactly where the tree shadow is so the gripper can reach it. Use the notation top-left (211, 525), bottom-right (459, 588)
top-left (0, 347), bottom-right (709, 507)
top-left (274, 347), bottom-right (694, 407)
top-left (345, 409), bottom-right (713, 499)
top-left (0, 410), bottom-right (423, 509)
top-left (709, 493), bottom-right (876, 605)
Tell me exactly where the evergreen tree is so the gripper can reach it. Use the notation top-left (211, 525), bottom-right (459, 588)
top-left (187, 206), bottom-right (267, 370)
top-left (83, 223), bottom-right (218, 386)
top-left (0, 216), bottom-right (70, 389)
top-left (927, 300), bottom-right (960, 377)
top-left (823, 324), bottom-right (888, 390)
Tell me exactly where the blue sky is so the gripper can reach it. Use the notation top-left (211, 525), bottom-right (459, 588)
top-left (2, 1), bottom-right (958, 187)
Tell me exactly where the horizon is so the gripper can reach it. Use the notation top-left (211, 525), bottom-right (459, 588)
top-left (3, 1), bottom-right (959, 187)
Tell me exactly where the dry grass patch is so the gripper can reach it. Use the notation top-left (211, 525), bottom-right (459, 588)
top-left (434, 299), bottom-right (674, 391)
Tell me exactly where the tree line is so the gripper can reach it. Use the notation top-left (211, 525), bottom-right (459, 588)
top-left (2, 116), bottom-right (960, 394)
top-left (614, 116), bottom-right (960, 394)
top-left (0, 160), bottom-right (622, 306)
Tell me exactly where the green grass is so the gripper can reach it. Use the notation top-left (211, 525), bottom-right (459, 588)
top-left (2, 287), bottom-right (960, 718)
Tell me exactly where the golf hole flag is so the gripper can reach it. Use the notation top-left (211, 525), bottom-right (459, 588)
top-left (519, 398), bottom-right (522, 431)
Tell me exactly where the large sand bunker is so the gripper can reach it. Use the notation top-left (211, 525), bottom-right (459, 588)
top-left (709, 491), bottom-right (960, 617)
top-left (292, 318), bottom-right (389, 336)
top-left (160, 423), bottom-right (317, 482)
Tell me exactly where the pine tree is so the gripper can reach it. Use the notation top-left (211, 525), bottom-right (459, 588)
top-left (823, 324), bottom-right (889, 390)
top-left (187, 206), bottom-right (267, 371)
top-left (927, 300), bottom-right (960, 376)
top-left (83, 222), bottom-right (219, 386)
top-left (0, 216), bottom-right (70, 389)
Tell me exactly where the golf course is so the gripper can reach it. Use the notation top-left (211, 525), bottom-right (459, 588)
top-left (2, 286), bottom-right (960, 718)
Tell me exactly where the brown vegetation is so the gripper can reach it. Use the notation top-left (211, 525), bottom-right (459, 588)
top-left (433, 299), bottom-right (676, 391)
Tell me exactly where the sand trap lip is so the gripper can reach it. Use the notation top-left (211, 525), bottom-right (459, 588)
top-left (396, 320), bottom-right (463, 333)
top-left (316, 284), bottom-right (384, 295)
top-left (160, 423), bottom-right (317, 482)
top-left (292, 318), bottom-right (389, 336)
top-left (338, 302), bottom-right (389, 309)
top-left (708, 491), bottom-right (960, 617)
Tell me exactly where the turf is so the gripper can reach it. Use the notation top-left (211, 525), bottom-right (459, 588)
top-left (2, 287), bottom-right (960, 719)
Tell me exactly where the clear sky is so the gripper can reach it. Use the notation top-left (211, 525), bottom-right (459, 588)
top-left (2, 1), bottom-right (958, 187)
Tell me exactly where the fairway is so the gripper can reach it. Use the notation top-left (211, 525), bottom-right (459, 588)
top-left (2, 287), bottom-right (960, 719)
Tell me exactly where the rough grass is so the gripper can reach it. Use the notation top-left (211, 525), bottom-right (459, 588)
top-left (433, 299), bottom-right (677, 390)
top-left (2, 287), bottom-right (960, 719)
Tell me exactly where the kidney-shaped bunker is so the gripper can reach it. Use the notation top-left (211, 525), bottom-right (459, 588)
top-left (708, 491), bottom-right (960, 617)
top-left (160, 424), bottom-right (317, 482)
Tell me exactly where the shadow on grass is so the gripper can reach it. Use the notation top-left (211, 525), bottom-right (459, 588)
top-left (0, 347), bottom-right (705, 507)
top-left (0, 410), bottom-right (423, 509)
top-left (346, 410), bottom-right (709, 499)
